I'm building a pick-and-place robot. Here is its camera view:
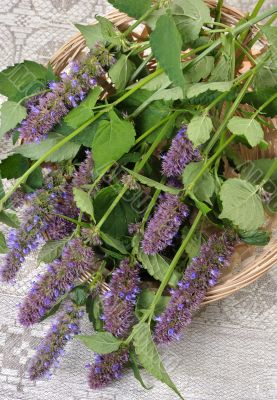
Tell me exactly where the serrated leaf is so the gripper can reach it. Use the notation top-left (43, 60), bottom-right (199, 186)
top-left (219, 178), bottom-right (265, 231)
top-left (142, 72), bottom-right (171, 92)
top-left (124, 168), bottom-right (181, 195)
top-left (171, 0), bottom-right (212, 46)
top-left (130, 348), bottom-right (153, 390)
top-left (184, 56), bottom-right (214, 83)
top-left (75, 23), bottom-right (104, 48)
top-left (182, 161), bottom-right (215, 203)
top-left (239, 230), bottom-right (270, 246)
top-left (150, 13), bottom-right (185, 89)
top-left (72, 287), bottom-right (88, 306)
top-left (0, 61), bottom-right (55, 101)
top-left (15, 135), bottom-right (80, 162)
top-left (100, 232), bottom-right (128, 254)
top-left (187, 81), bottom-right (232, 99)
top-left (133, 323), bottom-right (184, 399)
top-left (0, 101), bottom-right (27, 139)
top-left (227, 117), bottom-right (264, 147)
top-left (78, 332), bottom-right (122, 354)
top-left (96, 16), bottom-right (121, 47)
top-left (0, 231), bottom-right (8, 254)
top-left (187, 114), bottom-right (213, 146)
top-left (92, 111), bottom-right (136, 172)
top-left (0, 154), bottom-right (29, 179)
top-left (38, 239), bottom-right (68, 264)
top-left (138, 250), bottom-right (179, 287)
top-left (0, 211), bottom-right (20, 228)
top-left (109, 55), bottom-right (136, 92)
top-left (73, 188), bottom-right (95, 220)
top-left (64, 87), bottom-right (102, 129)
top-left (108, 0), bottom-right (152, 19)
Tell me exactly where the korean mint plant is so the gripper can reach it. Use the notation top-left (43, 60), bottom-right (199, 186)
top-left (0, 0), bottom-right (277, 398)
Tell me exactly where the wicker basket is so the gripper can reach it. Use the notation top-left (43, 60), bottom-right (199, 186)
top-left (50, 1), bottom-right (277, 304)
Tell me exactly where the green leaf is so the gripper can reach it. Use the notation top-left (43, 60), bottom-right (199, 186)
top-left (108, 0), bottom-right (152, 19)
top-left (38, 239), bottom-right (68, 264)
top-left (78, 332), bottom-right (122, 354)
top-left (171, 0), bottom-right (212, 46)
top-left (64, 87), bottom-right (102, 129)
top-left (142, 72), bottom-right (171, 92)
top-left (136, 289), bottom-right (169, 318)
top-left (0, 174), bottom-right (4, 200)
top-left (0, 101), bottom-right (27, 139)
top-left (72, 287), bottom-right (88, 306)
top-left (130, 349), bottom-right (153, 390)
top-left (227, 117), bottom-right (264, 147)
top-left (94, 185), bottom-right (138, 239)
top-left (75, 23), bottom-right (104, 48)
top-left (26, 167), bottom-right (43, 190)
top-left (0, 61), bottom-right (55, 101)
top-left (187, 81), bottom-right (233, 99)
top-left (15, 135), bottom-right (80, 162)
top-left (124, 168), bottom-right (181, 195)
top-left (182, 227), bottom-right (201, 261)
top-left (150, 13), bottom-right (185, 89)
top-left (187, 115), bottom-right (213, 146)
top-left (182, 161), bottom-right (215, 203)
top-left (109, 55), bottom-right (136, 92)
top-left (239, 230), bottom-right (270, 246)
top-left (133, 323), bottom-right (184, 399)
top-left (73, 188), bottom-right (95, 220)
top-left (100, 232), bottom-right (128, 254)
top-left (138, 250), bottom-right (179, 287)
top-left (184, 56), bottom-right (214, 83)
top-left (219, 178), bottom-right (265, 231)
top-left (86, 295), bottom-right (104, 331)
top-left (0, 211), bottom-right (20, 228)
top-left (0, 231), bottom-right (8, 254)
top-left (92, 111), bottom-right (136, 172)
top-left (240, 159), bottom-right (277, 188)
top-left (40, 294), bottom-right (68, 322)
top-left (96, 16), bottom-right (121, 47)
top-left (0, 154), bottom-right (29, 179)
top-left (243, 89), bottom-right (277, 118)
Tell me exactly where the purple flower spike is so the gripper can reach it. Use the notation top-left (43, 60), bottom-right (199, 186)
top-left (88, 349), bottom-right (129, 389)
top-left (154, 232), bottom-right (236, 344)
top-left (102, 259), bottom-right (141, 339)
top-left (142, 193), bottom-right (189, 255)
top-left (72, 150), bottom-right (94, 187)
top-left (162, 127), bottom-right (201, 177)
top-left (18, 239), bottom-right (97, 326)
top-left (29, 302), bottom-right (83, 381)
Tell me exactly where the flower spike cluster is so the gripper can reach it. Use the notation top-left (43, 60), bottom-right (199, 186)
top-left (29, 302), bottom-right (84, 381)
top-left (18, 45), bottom-right (115, 143)
top-left (88, 259), bottom-right (141, 389)
top-left (18, 239), bottom-right (97, 326)
top-left (162, 126), bottom-right (201, 178)
top-left (154, 232), bottom-right (235, 344)
top-left (142, 193), bottom-right (189, 255)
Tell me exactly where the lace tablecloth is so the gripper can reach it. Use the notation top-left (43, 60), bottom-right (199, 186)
top-left (0, 1), bottom-right (276, 399)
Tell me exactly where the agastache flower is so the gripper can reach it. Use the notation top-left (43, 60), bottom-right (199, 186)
top-left (154, 232), bottom-right (235, 344)
top-left (18, 239), bottom-right (97, 326)
top-left (18, 45), bottom-right (114, 143)
top-left (72, 150), bottom-right (93, 187)
top-left (88, 259), bottom-right (140, 389)
top-left (102, 259), bottom-right (141, 338)
top-left (29, 302), bottom-right (84, 381)
top-left (162, 127), bottom-right (201, 177)
top-left (141, 193), bottom-right (189, 255)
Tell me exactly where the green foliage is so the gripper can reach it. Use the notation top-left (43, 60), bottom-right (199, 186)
top-left (72, 287), bottom-right (88, 306)
top-left (109, 55), bottom-right (136, 92)
top-left (183, 161), bottom-right (215, 203)
top-left (0, 101), bottom-right (27, 139)
top-left (0, 61), bottom-right (55, 101)
top-left (187, 81), bottom-right (233, 99)
top-left (219, 178), bottom-right (265, 231)
top-left (171, 0), bottom-right (212, 47)
top-left (15, 134), bottom-right (80, 162)
top-left (78, 332), bottom-right (122, 354)
top-left (0, 211), bottom-right (20, 228)
top-left (86, 295), bottom-right (104, 331)
top-left (96, 16), bottom-right (121, 47)
top-left (100, 232), bottom-right (128, 254)
top-left (73, 188), bottom-right (95, 220)
top-left (75, 23), bottom-right (104, 48)
top-left (136, 289), bottom-right (169, 318)
top-left (184, 56), bottom-right (214, 83)
top-left (133, 323), bottom-right (184, 399)
top-left (239, 230), bottom-right (270, 246)
top-left (254, 27), bottom-right (277, 90)
top-left (227, 117), bottom-right (264, 147)
top-left (0, 154), bottom-right (29, 179)
top-left (244, 89), bottom-right (277, 118)
top-left (0, 231), bottom-right (8, 254)
top-left (92, 111), bottom-right (136, 172)
top-left (182, 227), bottom-right (201, 261)
top-left (187, 114), bottom-right (213, 146)
top-left (150, 13), bottom-right (185, 89)
top-left (129, 349), bottom-right (153, 390)
top-left (108, 0), bottom-right (152, 19)
top-left (38, 239), bottom-right (68, 264)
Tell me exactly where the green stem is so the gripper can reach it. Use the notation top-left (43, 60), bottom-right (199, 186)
top-left (18, 89), bottom-right (50, 104)
top-left (131, 53), bottom-right (153, 81)
top-left (123, 6), bottom-right (157, 38)
top-left (204, 74), bottom-right (254, 155)
top-left (258, 158), bottom-right (277, 189)
top-left (250, 0), bottom-right (266, 18)
top-left (215, 0), bottom-right (224, 23)
top-left (233, 6), bottom-right (277, 36)
top-left (252, 92), bottom-right (277, 119)
top-left (140, 177), bottom-right (166, 232)
top-left (135, 115), bottom-right (171, 144)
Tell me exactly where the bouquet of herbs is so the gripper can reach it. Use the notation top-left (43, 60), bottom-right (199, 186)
top-left (0, 0), bottom-right (277, 397)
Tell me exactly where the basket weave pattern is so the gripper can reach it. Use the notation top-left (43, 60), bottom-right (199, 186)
top-left (50, 0), bottom-right (277, 304)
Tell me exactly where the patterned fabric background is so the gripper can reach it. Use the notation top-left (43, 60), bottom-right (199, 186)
top-left (0, 1), bottom-right (276, 399)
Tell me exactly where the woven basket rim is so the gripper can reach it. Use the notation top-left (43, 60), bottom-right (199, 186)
top-left (49, 0), bottom-right (277, 304)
